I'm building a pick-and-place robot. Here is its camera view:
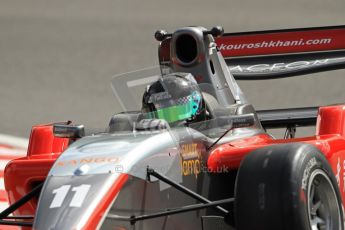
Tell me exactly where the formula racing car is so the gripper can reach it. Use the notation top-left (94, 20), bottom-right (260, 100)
top-left (1, 25), bottom-right (345, 230)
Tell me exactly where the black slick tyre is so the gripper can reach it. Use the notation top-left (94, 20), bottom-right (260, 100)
top-left (235, 143), bottom-right (344, 230)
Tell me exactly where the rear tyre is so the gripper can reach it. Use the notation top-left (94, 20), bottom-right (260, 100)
top-left (235, 143), bottom-right (344, 230)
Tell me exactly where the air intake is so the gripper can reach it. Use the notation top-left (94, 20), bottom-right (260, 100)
top-left (175, 34), bottom-right (198, 65)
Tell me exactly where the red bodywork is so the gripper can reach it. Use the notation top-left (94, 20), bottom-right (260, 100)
top-left (4, 105), bottom-right (345, 229)
top-left (216, 27), bottom-right (345, 57)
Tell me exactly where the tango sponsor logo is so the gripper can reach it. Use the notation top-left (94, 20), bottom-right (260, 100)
top-left (57, 157), bottom-right (121, 167)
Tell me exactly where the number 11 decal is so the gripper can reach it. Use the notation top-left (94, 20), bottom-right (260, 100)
top-left (50, 184), bottom-right (91, 208)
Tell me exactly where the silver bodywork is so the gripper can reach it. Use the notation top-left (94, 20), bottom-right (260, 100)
top-left (33, 26), bottom-right (264, 230)
top-left (34, 130), bottom-right (183, 229)
top-left (49, 131), bottom-right (178, 178)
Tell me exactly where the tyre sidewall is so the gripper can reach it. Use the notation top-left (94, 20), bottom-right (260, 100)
top-left (235, 143), bottom-right (344, 230)
top-left (286, 145), bottom-right (343, 230)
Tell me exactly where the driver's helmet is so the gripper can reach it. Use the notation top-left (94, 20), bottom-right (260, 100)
top-left (142, 73), bottom-right (205, 124)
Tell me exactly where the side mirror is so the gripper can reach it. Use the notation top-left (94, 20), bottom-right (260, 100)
top-left (214, 113), bottom-right (255, 129)
top-left (231, 114), bottom-right (255, 129)
top-left (53, 124), bottom-right (85, 138)
top-left (207, 114), bottom-right (256, 150)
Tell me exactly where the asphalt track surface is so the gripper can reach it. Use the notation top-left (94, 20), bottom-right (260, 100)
top-left (1, 0), bottom-right (345, 138)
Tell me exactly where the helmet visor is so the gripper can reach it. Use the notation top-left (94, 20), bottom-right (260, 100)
top-left (150, 91), bottom-right (202, 123)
